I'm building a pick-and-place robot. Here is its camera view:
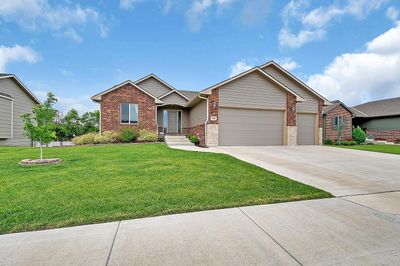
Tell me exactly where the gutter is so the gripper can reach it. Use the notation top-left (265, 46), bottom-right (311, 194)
top-left (198, 94), bottom-right (209, 146)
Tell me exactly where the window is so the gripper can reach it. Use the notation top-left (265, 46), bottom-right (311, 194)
top-left (333, 116), bottom-right (346, 129)
top-left (120, 103), bottom-right (138, 124)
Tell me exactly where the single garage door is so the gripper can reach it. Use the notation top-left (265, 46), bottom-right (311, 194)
top-left (219, 108), bottom-right (284, 146)
top-left (297, 113), bottom-right (316, 145)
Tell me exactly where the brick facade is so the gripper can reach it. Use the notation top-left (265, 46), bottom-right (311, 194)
top-left (324, 104), bottom-right (352, 141)
top-left (208, 88), bottom-right (219, 124)
top-left (366, 129), bottom-right (400, 142)
top-left (318, 99), bottom-right (324, 128)
top-left (287, 93), bottom-right (297, 126)
top-left (189, 124), bottom-right (206, 146)
top-left (100, 83), bottom-right (157, 132)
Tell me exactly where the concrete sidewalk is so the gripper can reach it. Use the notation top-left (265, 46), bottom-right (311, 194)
top-left (1, 192), bottom-right (400, 266)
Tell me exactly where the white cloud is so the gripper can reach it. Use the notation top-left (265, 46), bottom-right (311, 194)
top-left (34, 90), bottom-right (97, 114)
top-left (185, 0), bottom-right (240, 31)
top-left (240, 0), bottom-right (271, 26)
top-left (307, 22), bottom-right (400, 106)
top-left (279, 0), bottom-right (387, 48)
top-left (278, 28), bottom-right (325, 48)
top-left (229, 59), bottom-right (253, 77)
top-left (0, 0), bottom-right (108, 42)
top-left (275, 57), bottom-right (299, 71)
top-left (0, 44), bottom-right (39, 72)
top-left (386, 6), bottom-right (399, 21)
top-left (119, 0), bottom-right (141, 10)
top-left (185, 0), bottom-right (213, 31)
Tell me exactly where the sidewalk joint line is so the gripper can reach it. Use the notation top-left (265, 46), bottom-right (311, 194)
top-left (106, 221), bottom-right (121, 266)
top-left (338, 189), bottom-right (400, 198)
top-left (338, 197), bottom-right (394, 215)
top-left (238, 207), bottom-right (303, 266)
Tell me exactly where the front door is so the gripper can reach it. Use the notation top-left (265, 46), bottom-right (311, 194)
top-left (167, 110), bottom-right (178, 134)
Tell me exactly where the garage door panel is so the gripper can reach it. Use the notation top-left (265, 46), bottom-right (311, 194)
top-left (298, 113), bottom-right (316, 145)
top-left (219, 108), bottom-right (284, 146)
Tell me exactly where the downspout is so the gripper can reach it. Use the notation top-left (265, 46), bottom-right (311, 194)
top-left (99, 103), bottom-right (102, 133)
top-left (198, 94), bottom-right (209, 146)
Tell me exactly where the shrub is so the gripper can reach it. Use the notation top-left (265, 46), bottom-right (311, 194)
top-left (324, 138), bottom-right (334, 145)
top-left (158, 135), bottom-right (165, 142)
top-left (119, 128), bottom-right (137, 143)
top-left (188, 134), bottom-right (200, 145)
top-left (352, 127), bottom-right (367, 144)
top-left (72, 132), bottom-right (96, 145)
top-left (342, 140), bottom-right (357, 146)
top-left (137, 129), bottom-right (158, 142)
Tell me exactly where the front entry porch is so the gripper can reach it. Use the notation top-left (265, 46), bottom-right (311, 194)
top-left (157, 105), bottom-right (189, 135)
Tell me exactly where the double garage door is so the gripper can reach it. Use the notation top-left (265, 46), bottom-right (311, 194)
top-left (219, 108), bottom-right (316, 146)
top-left (219, 108), bottom-right (284, 146)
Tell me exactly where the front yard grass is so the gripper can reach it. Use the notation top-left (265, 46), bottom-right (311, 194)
top-left (337, 144), bottom-right (400, 155)
top-left (0, 144), bottom-right (331, 234)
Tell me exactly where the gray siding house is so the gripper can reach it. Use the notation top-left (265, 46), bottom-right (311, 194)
top-left (0, 74), bottom-right (40, 146)
top-left (92, 61), bottom-right (330, 146)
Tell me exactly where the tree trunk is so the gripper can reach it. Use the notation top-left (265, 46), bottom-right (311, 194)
top-left (40, 142), bottom-right (43, 160)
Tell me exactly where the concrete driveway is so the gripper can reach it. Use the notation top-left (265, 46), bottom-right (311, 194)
top-left (209, 145), bottom-right (400, 197)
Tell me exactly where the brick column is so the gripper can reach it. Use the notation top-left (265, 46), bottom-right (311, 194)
top-left (206, 88), bottom-right (219, 146)
top-left (286, 93), bottom-right (297, 145)
top-left (318, 99), bottom-right (324, 145)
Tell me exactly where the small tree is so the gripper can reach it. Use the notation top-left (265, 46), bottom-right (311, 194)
top-left (81, 110), bottom-right (99, 134)
top-left (22, 92), bottom-right (57, 160)
top-left (61, 109), bottom-right (82, 139)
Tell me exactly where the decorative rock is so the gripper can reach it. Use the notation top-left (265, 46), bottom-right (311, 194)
top-left (19, 158), bottom-right (62, 166)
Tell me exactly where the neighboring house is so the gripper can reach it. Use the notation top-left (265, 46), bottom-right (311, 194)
top-left (0, 74), bottom-right (41, 146)
top-left (322, 100), bottom-right (354, 142)
top-left (351, 97), bottom-right (400, 142)
top-left (91, 61), bottom-right (330, 146)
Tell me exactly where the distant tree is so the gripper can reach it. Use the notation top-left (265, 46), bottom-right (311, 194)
top-left (81, 110), bottom-right (99, 134)
top-left (61, 109), bottom-right (82, 139)
top-left (22, 92), bottom-right (57, 160)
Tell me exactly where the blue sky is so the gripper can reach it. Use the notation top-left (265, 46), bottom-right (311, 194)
top-left (0, 0), bottom-right (399, 113)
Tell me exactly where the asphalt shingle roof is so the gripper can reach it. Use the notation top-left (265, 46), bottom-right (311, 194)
top-left (177, 90), bottom-right (199, 101)
top-left (352, 97), bottom-right (400, 117)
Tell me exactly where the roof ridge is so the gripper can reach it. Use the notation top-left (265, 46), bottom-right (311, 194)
top-left (353, 96), bottom-right (400, 107)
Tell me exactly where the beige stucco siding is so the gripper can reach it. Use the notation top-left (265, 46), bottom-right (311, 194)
top-left (189, 99), bottom-right (207, 127)
top-left (0, 97), bottom-right (12, 138)
top-left (161, 92), bottom-right (188, 106)
top-left (219, 71), bottom-right (286, 110)
top-left (0, 79), bottom-right (36, 146)
top-left (136, 77), bottom-right (171, 97)
top-left (261, 65), bottom-right (318, 113)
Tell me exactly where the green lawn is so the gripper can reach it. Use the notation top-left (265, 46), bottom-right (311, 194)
top-left (0, 144), bottom-right (331, 234)
top-left (337, 144), bottom-right (400, 155)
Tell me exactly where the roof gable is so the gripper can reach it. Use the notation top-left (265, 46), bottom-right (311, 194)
top-left (91, 80), bottom-right (163, 104)
top-left (159, 89), bottom-right (190, 101)
top-left (0, 74), bottom-right (40, 104)
top-left (260, 61), bottom-right (330, 105)
top-left (323, 100), bottom-right (354, 116)
top-left (134, 74), bottom-right (176, 98)
top-left (201, 67), bottom-right (305, 102)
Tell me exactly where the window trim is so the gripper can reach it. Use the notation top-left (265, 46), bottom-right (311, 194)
top-left (120, 103), bottom-right (138, 124)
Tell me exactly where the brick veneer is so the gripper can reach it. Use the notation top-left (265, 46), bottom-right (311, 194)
top-left (324, 104), bottom-right (352, 141)
top-left (287, 93), bottom-right (297, 126)
top-left (189, 124), bottom-right (206, 146)
top-left (366, 129), bottom-right (400, 142)
top-left (318, 99), bottom-right (324, 128)
top-left (100, 83), bottom-right (157, 132)
top-left (208, 88), bottom-right (219, 124)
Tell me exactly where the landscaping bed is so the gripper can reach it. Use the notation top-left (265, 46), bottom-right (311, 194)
top-left (0, 144), bottom-right (331, 234)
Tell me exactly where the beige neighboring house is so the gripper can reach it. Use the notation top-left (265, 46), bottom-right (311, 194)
top-left (0, 74), bottom-right (40, 146)
top-left (92, 61), bottom-right (330, 146)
